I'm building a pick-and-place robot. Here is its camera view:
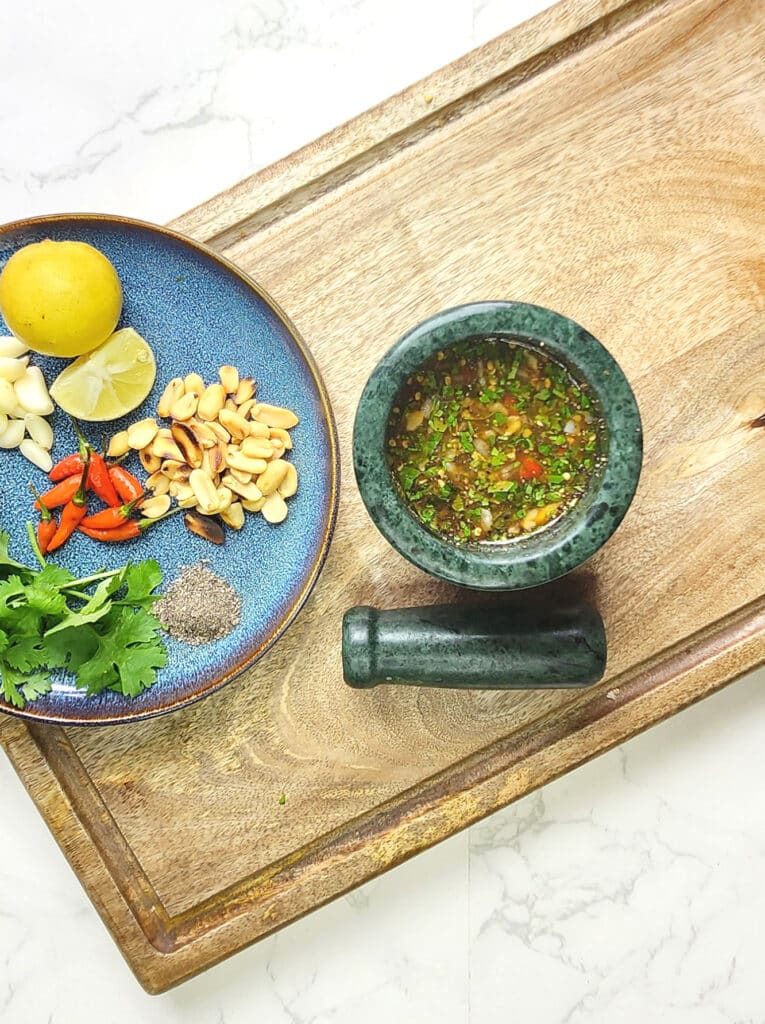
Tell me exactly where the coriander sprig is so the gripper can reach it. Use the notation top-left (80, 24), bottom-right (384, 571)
top-left (0, 528), bottom-right (167, 709)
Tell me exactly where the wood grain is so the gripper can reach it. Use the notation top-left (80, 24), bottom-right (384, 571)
top-left (2, 0), bottom-right (764, 993)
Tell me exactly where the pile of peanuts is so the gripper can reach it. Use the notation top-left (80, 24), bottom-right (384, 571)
top-left (107, 365), bottom-right (299, 535)
top-left (0, 336), bottom-right (55, 471)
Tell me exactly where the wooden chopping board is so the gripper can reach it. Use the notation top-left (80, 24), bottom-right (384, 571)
top-left (1, 0), bottom-right (764, 992)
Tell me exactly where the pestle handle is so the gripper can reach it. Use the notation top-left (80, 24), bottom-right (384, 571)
top-left (342, 603), bottom-right (606, 689)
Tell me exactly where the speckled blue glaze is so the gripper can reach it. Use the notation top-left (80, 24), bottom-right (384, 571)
top-left (0, 214), bottom-right (339, 725)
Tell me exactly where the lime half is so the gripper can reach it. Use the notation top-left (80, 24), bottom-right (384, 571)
top-left (50, 327), bottom-right (156, 422)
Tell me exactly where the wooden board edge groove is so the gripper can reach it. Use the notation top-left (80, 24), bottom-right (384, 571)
top-left (169, 0), bottom-right (675, 251)
top-left (4, 594), bottom-right (763, 971)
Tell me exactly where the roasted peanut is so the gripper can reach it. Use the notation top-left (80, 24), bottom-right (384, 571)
top-left (171, 421), bottom-right (203, 467)
top-left (278, 461), bottom-right (298, 499)
top-left (242, 496), bottom-right (266, 512)
top-left (240, 436), bottom-right (274, 460)
top-left (237, 398), bottom-right (258, 420)
top-left (235, 377), bottom-right (256, 404)
top-left (184, 372), bottom-right (205, 395)
top-left (140, 494), bottom-right (172, 518)
top-left (261, 491), bottom-right (288, 523)
top-left (169, 481), bottom-right (194, 502)
top-left (226, 451), bottom-right (268, 475)
top-left (106, 430), bottom-right (130, 459)
top-left (248, 419), bottom-right (270, 438)
top-left (160, 459), bottom-right (185, 478)
top-left (145, 470), bottom-right (171, 496)
top-left (184, 510), bottom-right (225, 545)
top-left (254, 403), bottom-right (299, 429)
top-left (197, 383), bottom-right (226, 421)
top-left (188, 418), bottom-right (217, 448)
top-left (219, 365), bottom-right (239, 394)
top-left (218, 408), bottom-right (250, 440)
top-left (269, 427), bottom-right (293, 450)
top-left (214, 485), bottom-right (234, 513)
top-left (221, 501), bottom-right (245, 530)
top-left (170, 391), bottom-right (199, 421)
top-left (228, 467), bottom-right (252, 484)
top-left (157, 377), bottom-right (184, 417)
top-left (127, 417), bottom-right (159, 450)
top-left (189, 468), bottom-right (218, 514)
top-left (256, 459), bottom-right (289, 496)
top-left (151, 435), bottom-right (185, 462)
top-left (139, 447), bottom-right (162, 473)
top-left (221, 473), bottom-right (262, 501)
top-left (207, 420), bottom-right (230, 444)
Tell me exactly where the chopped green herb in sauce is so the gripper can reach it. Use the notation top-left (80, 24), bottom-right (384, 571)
top-left (386, 338), bottom-right (606, 543)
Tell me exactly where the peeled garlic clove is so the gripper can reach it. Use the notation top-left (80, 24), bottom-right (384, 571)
top-left (24, 414), bottom-right (54, 450)
top-left (0, 356), bottom-right (29, 382)
top-left (19, 438), bottom-right (53, 472)
top-left (0, 337), bottom-right (29, 358)
top-left (14, 366), bottom-right (54, 416)
top-left (0, 379), bottom-right (16, 415)
top-left (0, 418), bottom-right (26, 448)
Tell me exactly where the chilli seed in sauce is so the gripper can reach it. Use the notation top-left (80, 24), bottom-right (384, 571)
top-left (386, 338), bottom-right (605, 543)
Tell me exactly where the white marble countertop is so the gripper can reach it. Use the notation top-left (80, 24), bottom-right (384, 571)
top-left (1, 1), bottom-right (764, 1020)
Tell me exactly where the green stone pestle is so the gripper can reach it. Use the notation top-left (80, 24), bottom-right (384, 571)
top-left (342, 602), bottom-right (606, 689)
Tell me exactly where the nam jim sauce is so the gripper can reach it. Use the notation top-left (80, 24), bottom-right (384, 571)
top-left (386, 338), bottom-right (605, 544)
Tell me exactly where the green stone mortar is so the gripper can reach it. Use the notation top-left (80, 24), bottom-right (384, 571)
top-left (353, 301), bottom-right (642, 591)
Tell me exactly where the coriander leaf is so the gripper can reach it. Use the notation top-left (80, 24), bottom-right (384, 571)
top-left (421, 432), bottom-right (443, 458)
top-left (1, 665), bottom-right (24, 708)
top-left (108, 605), bottom-right (163, 648)
top-left (76, 653), bottom-right (119, 695)
top-left (116, 644), bottom-right (168, 697)
top-left (0, 531), bottom-right (29, 575)
top-left (398, 466), bottom-right (419, 493)
top-left (4, 605), bottom-right (43, 638)
top-left (3, 636), bottom-right (47, 672)
top-left (44, 599), bottom-right (114, 637)
top-left (49, 624), bottom-right (102, 673)
top-left (19, 672), bottom-right (52, 703)
top-left (121, 560), bottom-right (162, 605)
top-left (0, 629), bottom-right (8, 654)
top-left (24, 575), bottom-right (68, 616)
top-left (0, 576), bottom-right (27, 613)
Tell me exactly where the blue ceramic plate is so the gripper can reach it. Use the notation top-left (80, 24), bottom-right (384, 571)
top-left (0, 214), bottom-right (339, 725)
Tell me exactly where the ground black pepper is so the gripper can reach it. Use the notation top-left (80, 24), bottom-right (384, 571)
top-left (155, 562), bottom-right (241, 645)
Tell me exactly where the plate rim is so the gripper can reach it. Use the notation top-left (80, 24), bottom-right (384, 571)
top-left (0, 211), bottom-right (340, 726)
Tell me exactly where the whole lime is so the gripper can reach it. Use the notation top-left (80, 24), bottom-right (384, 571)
top-left (0, 239), bottom-right (123, 358)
